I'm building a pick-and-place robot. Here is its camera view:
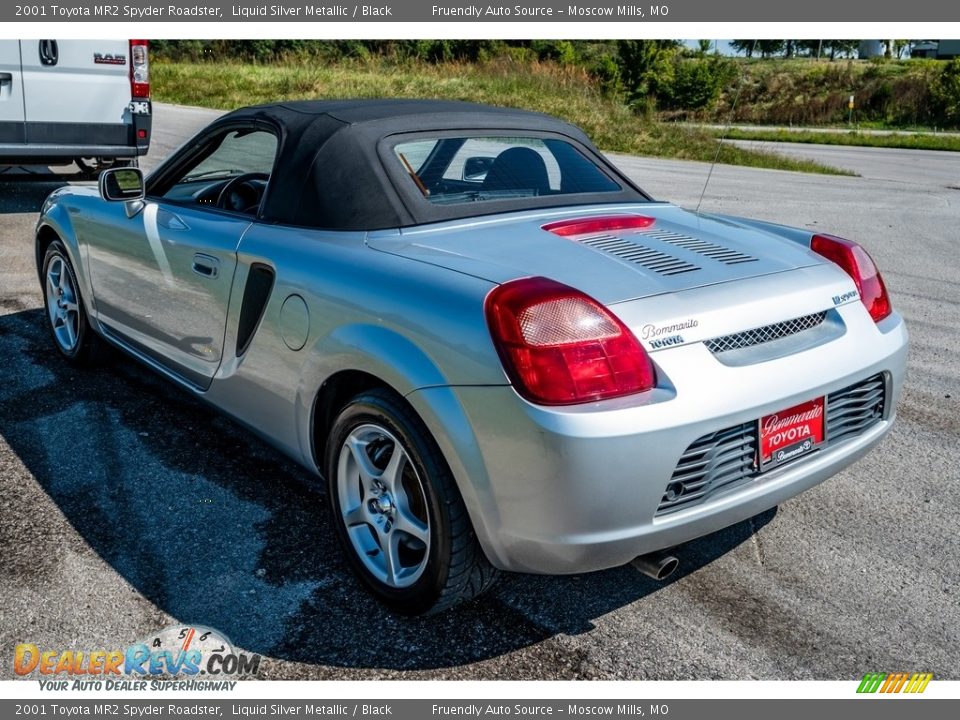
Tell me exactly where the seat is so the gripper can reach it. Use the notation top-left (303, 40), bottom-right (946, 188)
top-left (481, 147), bottom-right (551, 196)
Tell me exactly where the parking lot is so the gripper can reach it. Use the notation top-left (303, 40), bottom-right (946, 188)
top-left (1, 104), bottom-right (958, 680)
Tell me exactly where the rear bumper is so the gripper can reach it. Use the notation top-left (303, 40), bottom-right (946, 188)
top-left (0, 145), bottom-right (143, 163)
top-left (410, 307), bottom-right (908, 575)
top-left (0, 112), bottom-right (151, 163)
top-left (481, 414), bottom-right (893, 574)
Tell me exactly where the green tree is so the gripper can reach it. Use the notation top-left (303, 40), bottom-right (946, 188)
top-left (756, 40), bottom-right (785, 58)
top-left (616, 40), bottom-right (681, 102)
top-left (826, 40), bottom-right (858, 60)
top-left (662, 56), bottom-right (736, 110)
top-left (797, 40), bottom-right (825, 58)
top-left (931, 59), bottom-right (960, 125)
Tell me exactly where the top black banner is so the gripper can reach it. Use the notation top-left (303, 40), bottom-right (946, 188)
top-left (4, 0), bottom-right (959, 22)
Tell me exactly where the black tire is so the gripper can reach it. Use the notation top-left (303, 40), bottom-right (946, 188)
top-left (41, 240), bottom-right (107, 366)
top-left (325, 388), bottom-right (498, 615)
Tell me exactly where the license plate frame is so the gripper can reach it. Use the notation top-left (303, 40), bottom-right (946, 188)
top-left (758, 396), bottom-right (825, 470)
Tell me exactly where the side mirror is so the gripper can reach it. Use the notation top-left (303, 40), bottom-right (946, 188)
top-left (463, 156), bottom-right (494, 182)
top-left (99, 167), bottom-right (145, 202)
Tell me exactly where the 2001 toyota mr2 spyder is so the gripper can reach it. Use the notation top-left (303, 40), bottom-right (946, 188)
top-left (36, 100), bottom-right (908, 614)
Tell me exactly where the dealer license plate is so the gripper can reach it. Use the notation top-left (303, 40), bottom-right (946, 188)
top-left (759, 397), bottom-right (825, 470)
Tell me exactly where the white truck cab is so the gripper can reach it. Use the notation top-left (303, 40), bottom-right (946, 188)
top-left (0, 39), bottom-right (151, 173)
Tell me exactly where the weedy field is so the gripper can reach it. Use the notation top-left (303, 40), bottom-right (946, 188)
top-left (152, 59), bottom-right (852, 175)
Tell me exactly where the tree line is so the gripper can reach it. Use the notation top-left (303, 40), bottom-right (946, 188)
top-left (149, 40), bottom-right (960, 128)
top-left (731, 40), bottom-right (926, 60)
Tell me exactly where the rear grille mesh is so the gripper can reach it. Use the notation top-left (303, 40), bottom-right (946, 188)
top-left (638, 229), bottom-right (758, 265)
top-left (705, 312), bottom-right (828, 354)
top-left (577, 234), bottom-right (700, 276)
top-left (655, 374), bottom-right (886, 516)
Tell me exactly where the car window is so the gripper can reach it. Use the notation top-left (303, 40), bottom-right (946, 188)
top-left (441, 138), bottom-right (562, 190)
top-left (160, 129), bottom-right (278, 207)
top-left (394, 135), bottom-right (621, 205)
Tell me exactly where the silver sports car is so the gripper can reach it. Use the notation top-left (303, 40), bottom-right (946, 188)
top-left (36, 100), bottom-right (908, 614)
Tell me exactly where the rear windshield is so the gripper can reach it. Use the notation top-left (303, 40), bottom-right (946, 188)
top-left (393, 136), bottom-right (621, 205)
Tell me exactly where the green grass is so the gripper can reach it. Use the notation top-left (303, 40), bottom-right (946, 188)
top-left (152, 59), bottom-right (852, 175)
top-left (689, 57), bottom-right (949, 130)
top-left (717, 127), bottom-right (960, 152)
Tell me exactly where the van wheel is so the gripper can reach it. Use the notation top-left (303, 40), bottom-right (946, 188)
top-left (325, 388), bottom-right (498, 615)
top-left (74, 157), bottom-right (115, 178)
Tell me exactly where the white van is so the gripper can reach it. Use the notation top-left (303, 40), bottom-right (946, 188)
top-left (0, 39), bottom-right (151, 173)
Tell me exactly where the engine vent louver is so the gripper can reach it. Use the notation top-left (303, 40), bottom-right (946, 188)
top-left (573, 226), bottom-right (758, 276)
top-left (577, 234), bottom-right (701, 276)
top-left (639, 229), bottom-right (759, 265)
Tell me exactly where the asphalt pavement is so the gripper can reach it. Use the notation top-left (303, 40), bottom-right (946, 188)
top-left (1, 104), bottom-right (958, 680)
top-left (723, 138), bottom-right (960, 186)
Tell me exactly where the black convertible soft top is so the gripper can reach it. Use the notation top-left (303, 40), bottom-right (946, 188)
top-left (202, 99), bottom-right (649, 231)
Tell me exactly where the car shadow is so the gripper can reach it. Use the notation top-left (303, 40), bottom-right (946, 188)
top-left (0, 170), bottom-right (70, 214)
top-left (0, 307), bottom-right (776, 673)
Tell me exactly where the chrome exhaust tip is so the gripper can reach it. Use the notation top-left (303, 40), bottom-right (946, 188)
top-left (631, 551), bottom-right (679, 581)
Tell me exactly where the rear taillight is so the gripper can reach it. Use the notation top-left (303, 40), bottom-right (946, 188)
top-left (811, 233), bottom-right (892, 323)
top-left (485, 277), bottom-right (656, 405)
top-left (130, 40), bottom-right (149, 98)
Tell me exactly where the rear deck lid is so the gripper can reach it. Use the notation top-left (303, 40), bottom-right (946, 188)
top-left (368, 203), bottom-right (821, 305)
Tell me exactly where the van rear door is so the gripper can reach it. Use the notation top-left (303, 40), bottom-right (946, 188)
top-left (0, 41), bottom-right (25, 143)
top-left (21, 39), bottom-right (134, 149)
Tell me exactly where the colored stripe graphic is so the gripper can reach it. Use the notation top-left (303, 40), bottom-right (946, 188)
top-left (906, 673), bottom-right (933, 693)
top-left (857, 672), bottom-right (932, 694)
top-left (857, 673), bottom-right (886, 693)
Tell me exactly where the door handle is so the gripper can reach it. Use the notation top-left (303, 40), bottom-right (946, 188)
top-left (192, 254), bottom-right (220, 279)
top-left (39, 40), bottom-right (59, 67)
top-left (0, 73), bottom-right (11, 101)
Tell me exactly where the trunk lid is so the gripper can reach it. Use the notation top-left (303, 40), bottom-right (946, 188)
top-left (368, 203), bottom-right (820, 306)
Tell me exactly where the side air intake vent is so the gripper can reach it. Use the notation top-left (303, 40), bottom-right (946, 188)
top-left (236, 263), bottom-right (275, 356)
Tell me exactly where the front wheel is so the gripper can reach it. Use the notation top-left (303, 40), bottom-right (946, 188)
top-left (41, 240), bottom-right (105, 366)
top-left (325, 389), bottom-right (497, 615)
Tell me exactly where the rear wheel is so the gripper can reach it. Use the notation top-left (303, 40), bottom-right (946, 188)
top-left (325, 389), bottom-right (497, 615)
top-left (41, 240), bottom-right (105, 366)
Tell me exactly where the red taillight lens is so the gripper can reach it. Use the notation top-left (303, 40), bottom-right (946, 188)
top-left (485, 277), bottom-right (656, 405)
top-left (542, 215), bottom-right (655, 237)
top-left (811, 233), bottom-right (892, 323)
top-left (130, 40), bottom-right (150, 98)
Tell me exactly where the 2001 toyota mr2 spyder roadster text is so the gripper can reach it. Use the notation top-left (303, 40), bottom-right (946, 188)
top-left (36, 100), bottom-right (908, 614)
